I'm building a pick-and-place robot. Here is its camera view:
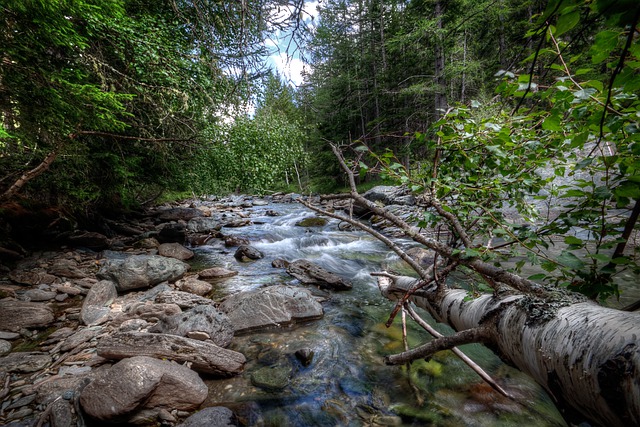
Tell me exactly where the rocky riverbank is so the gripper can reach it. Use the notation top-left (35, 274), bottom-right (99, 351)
top-left (0, 193), bottom-right (362, 427)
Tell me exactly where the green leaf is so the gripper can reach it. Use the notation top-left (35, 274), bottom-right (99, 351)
top-left (591, 30), bottom-right (620, 64)
top-left (542, 115), bottom-right (562, 131)
top-left (558, 250), bottom-right (585, 270)
top-left (555, 9), bottom-right (580, 36)
top-left (564, 236), bottom-right (583, 245)
top-left (527, 273), bottom-right (546, 280)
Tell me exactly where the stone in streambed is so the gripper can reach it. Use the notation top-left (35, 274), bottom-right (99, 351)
top-left (286, 259), bottom-right (352, 291)
top-left (79, 356), bottom-right (207, 423)
top-left (97, 254), bottom-right (188, 292)
top-left (177, 406), bottom-right (237, 427)
top-left (0, 300), bottom-right (54, 331)
top-left (218, 285), bottom-right (323, 334)
top-left (80, 280), bottom-right (117, 326)
top-left (149, 305), bottom-right (234, 348)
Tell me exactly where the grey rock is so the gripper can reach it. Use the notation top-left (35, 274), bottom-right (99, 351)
top-left (79, 356), bottom-right (208, 422)
top-left (22, 289), bottom-right (57, 301)
top-left (0, 300), bottom-right (54, 331)
top-left (0, 339), bottom-right (11, 356)
top-left (286, 259), bottom-right (352, 291)
top-left (97, 255), bottom-right (188, 291)
top-left (158, 243), bottom-right (194, 261)
top-left (0, 352), bottom-right (52, 373)
top-left (218, 285), bottom-right (323, 334)
top-left (233, 245), bottom-right (264, 262)
top-left (187, 217), bottom-right (221, 233)
top-left (295, 348), bottom-right (315, 367)
top-left (154, 290), bottom-right (212, 309)
top-left (60, 327), bottom-right (101, 352)
top-left (178, 406), bottom-right (237, 427)
top-left (363, 185), bottom-right (415, 206)
top-left (97, 332), bottom-right (245, 376)
top-left (80, 280), bottom-right (117, 326)
top-left (157, 207), bottom-right (203, 222)
top-left (149, 305), bottom-right (234, 348)
top-left (0, 331), bottom-right (20, 340)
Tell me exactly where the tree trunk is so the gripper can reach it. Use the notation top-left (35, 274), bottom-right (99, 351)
top-left (378, 275), bottom-right (640, 427)
top-left (433, 0), bottom-right (447, 120)
top-left (0, 148), bottom-right (59, 202)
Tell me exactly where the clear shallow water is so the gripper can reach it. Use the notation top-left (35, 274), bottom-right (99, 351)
top-left (192, 203), bottom-right (567, 427)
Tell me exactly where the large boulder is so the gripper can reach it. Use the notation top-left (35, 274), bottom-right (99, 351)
top-left (0, 300), bottom-right (54, 331)
top-left (80, 280), bottom-right (117, 326)
top-left (218, 285), bottom-right (323, 334)
top-left (97, 332), bottom-right (245, 376)
top-left (79, 356), bottom-right (208, 423)
top-left (286, 259), bottom-right (352, 291)
top-left (97, 254), bottom-right (188, 292)
top-left (158, 223), bottom-right (187, 244)
top-left (149, 305), bottom-right (234, 348)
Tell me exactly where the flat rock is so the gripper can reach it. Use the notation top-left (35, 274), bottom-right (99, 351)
top-left (97, 254), bottom-right (188, 292)
top-left (22, 289), bottom-right (57, 301)
top-left (218, 285), bottom-right (323, 334)
top-left (154, 290), bottom-right (213, 309)
top-left (187, 217), bottom-right (221, 233)
top-left (149, 305), bottom-right (234, 348)
top-left (157, 207), bottom-right (203, 221)
top-left (97, 332), bottom-right (245, 376)
top-left (80, 280), bottom-right (117, 326)
top-left (49, 258), bottom-right (85, 278)
top-left (286, 259), bottom-right (352, 291)
top-left (0, 300), bottom-right (54, 331)
top-left (79, 356), bottom-right (208, 422)
top-left (0, 352), bottom-right (52, 373)
top-left (158, 243), bottom-right (194, 260)
top-left (177, 406), bottom-right (237, 427)
top-left (176, 276), bottom-right (213, 296)
top-left (198, 267), bottom-right (238, 280)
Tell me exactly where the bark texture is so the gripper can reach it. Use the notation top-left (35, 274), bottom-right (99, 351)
top-left (380, 275), bottom-right (640, 427)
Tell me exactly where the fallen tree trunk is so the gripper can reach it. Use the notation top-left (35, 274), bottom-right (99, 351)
top-left (301, 143), bottom-right (640, 427)
top-left (378, 274), bottom-right (640, 427)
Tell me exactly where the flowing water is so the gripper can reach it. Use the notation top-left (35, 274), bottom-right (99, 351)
top-left (192, 202), bottom-right (567, 427)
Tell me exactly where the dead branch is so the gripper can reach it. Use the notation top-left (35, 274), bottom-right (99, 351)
top-left (384, 327), bottom-right (490, 365)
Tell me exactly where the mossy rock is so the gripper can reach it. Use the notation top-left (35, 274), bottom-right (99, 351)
top-left (251, 364), bottom-right (292, 391)
top-left (295, 217), bottom-right (328, 227)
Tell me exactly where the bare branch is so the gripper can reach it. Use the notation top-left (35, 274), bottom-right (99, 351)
top-left (385, 327), bottom-right (490, 365)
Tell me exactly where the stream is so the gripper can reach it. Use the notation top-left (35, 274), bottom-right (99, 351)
top-left (191, 202), bottom-right (567, 426)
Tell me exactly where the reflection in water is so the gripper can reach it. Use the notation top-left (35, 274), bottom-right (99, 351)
top-left (194, 203), bottom-right (567, 426)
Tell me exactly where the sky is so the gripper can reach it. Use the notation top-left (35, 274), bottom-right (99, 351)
top-left (265, 1), bottom-right (320, 86)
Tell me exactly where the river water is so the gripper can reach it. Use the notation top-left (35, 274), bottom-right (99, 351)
top-left (191, 202), bottom-right (567, 426)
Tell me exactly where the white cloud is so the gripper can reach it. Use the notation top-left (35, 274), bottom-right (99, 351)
top-left (269, 53), bottom-right (307, 86)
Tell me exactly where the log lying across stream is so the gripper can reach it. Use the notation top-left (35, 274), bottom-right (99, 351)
top-left (377, 274), bottom-right (640, 427)
top-left (301, 143), bottom-right (640, 427)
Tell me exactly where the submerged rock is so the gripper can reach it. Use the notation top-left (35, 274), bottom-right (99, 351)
top-left (177, 406), bottom-right (237, 427)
